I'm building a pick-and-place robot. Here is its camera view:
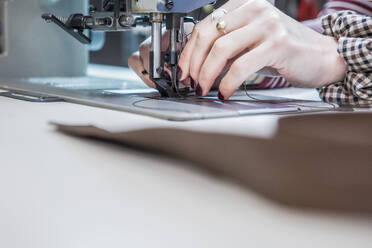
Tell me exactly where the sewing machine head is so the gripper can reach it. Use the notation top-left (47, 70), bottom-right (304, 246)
top-left (42, 0), bottom-right (214, 97)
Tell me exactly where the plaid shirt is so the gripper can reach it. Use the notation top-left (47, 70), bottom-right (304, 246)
top-left (318, 11), bottom-right (372, 105)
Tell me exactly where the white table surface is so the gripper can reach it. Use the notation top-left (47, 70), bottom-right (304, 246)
top-left (0, 88), bottom-right (371, 248)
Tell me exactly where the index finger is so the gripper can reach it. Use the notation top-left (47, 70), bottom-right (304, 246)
top-left (178, 0), bottom-right (250, 81)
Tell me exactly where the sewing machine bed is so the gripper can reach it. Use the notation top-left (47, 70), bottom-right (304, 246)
top-left (0, 67), bottom-right (336, 121)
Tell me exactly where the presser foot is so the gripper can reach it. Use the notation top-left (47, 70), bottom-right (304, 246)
top-left (152, 78), bottom-right (191, 98)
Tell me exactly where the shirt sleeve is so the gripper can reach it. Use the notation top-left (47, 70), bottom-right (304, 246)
top-left (318, 11), bottom-right (372, 105)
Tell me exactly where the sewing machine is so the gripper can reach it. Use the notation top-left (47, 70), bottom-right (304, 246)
top-left (0, 0), bottom-right (334, 121)
top-left (41, 0), bottom-right (213, 97)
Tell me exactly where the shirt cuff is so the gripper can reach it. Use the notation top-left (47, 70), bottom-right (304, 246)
top-left (318, 11), bottom-right (372, 105)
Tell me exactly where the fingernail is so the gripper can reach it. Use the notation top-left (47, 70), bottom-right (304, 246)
top-left (190, 78), bottom-right (195, 89)
top-left (196, 84), bottom-right (203, 96)
top-left (218, 91), bottom-right (225, 101)
top-left (176, 66), bottom-right (182, 81)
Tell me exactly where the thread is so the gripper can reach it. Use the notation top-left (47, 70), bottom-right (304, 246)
top-left (243, 82), bottom-right (337, 110)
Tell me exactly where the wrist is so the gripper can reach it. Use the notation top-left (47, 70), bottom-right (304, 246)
top-left (319, 36), bottom-right (347, 86)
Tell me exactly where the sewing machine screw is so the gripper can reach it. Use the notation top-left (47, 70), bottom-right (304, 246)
top-left (165, 0), bottom-right (174, 10)
top-left (156, 67), bottom-right (163, 75)
top-left (119, 15), bottom-right (134, 28)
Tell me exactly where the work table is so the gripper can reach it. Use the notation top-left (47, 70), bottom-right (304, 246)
top-left (1, 88), bottom-right (371, 248)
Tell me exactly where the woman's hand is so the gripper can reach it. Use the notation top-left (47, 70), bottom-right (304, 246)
top-left (178, 0), bottom-right (347, 100)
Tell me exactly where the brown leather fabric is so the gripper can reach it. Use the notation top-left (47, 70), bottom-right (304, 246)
top-left (54, 113), bottom-right (372, 213)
